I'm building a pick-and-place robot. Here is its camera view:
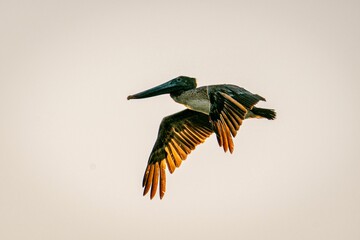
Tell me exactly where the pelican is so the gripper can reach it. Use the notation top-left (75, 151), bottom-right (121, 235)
top-left (127, 76), bottom-right (276, 199)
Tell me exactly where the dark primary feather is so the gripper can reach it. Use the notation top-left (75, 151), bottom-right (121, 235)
top-left (210, 84), bottom-right (265, 109)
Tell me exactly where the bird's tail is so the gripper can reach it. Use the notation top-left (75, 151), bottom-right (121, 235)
top-left (251, 107), bottom-right (276, 120)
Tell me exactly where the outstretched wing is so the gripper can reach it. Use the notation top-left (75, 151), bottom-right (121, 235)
top-left (142, 109), bottom-right (213, 199)
top-left (209, 85), bottom-right (265, 153)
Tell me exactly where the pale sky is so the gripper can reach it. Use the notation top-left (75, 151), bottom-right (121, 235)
top-left (1, 0), bottom-right (360, 239)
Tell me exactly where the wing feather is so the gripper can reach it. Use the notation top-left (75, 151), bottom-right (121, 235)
top-left (168, 142), bottom-right (182, 167)
top-left (170, 138), bottom-right (188, 159)
top-left (165, 147), bottom-right (176, 173)
top-left (150, 162), bottom-right (160, 199)
top-left (143, 164), bottom-right (154, 196)
top-left (159, 160), bottom-right (166, 199)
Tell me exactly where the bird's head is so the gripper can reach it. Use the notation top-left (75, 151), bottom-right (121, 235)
top-left (127, 76), bottom-right (197, 100)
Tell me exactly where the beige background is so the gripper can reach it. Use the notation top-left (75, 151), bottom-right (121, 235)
top-left (1, 0), bottom-right (359, 239)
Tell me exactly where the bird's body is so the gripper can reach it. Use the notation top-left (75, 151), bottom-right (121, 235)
top-left (127, 76), bottom-right (276, 199)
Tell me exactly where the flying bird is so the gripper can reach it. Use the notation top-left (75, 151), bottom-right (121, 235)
top-left (127, 76), bottom-right (276, 199)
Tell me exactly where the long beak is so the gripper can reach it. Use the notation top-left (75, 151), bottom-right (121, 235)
top-left (127, 79), bottom-right (179, 100)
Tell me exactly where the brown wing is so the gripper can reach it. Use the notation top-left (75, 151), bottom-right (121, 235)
top-left (209, 91), bottom-right (251, 153)
top-left (142, 109), bottom-right (213, 199)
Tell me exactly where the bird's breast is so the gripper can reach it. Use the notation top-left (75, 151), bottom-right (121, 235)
top-left (172, 87), bottom-right (210, 115)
